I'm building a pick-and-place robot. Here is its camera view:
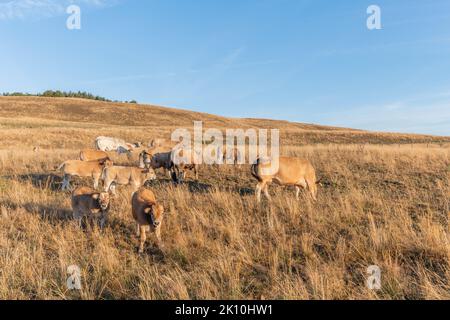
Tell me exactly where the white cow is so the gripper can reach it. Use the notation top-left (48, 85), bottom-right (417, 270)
top-left (95, 136), bottom-right (134, 152)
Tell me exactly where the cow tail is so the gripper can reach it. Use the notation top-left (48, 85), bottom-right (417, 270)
top-left (251, 158), bottom-right (262, 182)
top-left (101, 166), bottom-right (108, 181)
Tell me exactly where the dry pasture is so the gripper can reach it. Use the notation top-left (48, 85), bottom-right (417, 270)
top-left (0, 97), bottom-right (449, 299)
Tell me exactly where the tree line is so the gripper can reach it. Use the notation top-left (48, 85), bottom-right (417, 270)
top-left (2, 90), bottom-right (137, 104)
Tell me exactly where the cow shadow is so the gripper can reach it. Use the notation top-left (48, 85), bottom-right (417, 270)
top-left (1, 199), bottom-right (73, 222)
top-left (11, 173), bottom-right (95, 193)
top-left (144, 178), bottom-right (213, 194)
top-left (3, 173), bottom-right (62, 191)
top-left (23, 203), bottom-right (73, 221)
top-left (106, 216), bottom-right (165, 260)
top-left (234, 186), bottom-right (254, 196)
top-left (185, 180), bottom-right (213, 193)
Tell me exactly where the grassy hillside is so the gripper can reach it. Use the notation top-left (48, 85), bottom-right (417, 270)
top-left (0, 96), bottom-right (449, 299)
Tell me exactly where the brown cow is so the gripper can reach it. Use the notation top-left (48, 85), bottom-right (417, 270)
top-left (57, 159), bottom-right (113, 190)
top-left (131, 188), bottom-right (164, 253)
top-left (251, 156), bottom-right (319, 202)
top-left (102, 166), bottom-right (156, 194)
top-left (71, 186), bottom-right (111, 228)
top-left (79, 149), bottom-right (110, 162)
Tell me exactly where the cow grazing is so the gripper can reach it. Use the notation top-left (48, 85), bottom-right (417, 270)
top-left (95, 136), bottom-right (135, 152)
top-left (170, 147), bottom-right (199, 182)
top-left (139, 150), bottom-right (173, 175)
top-left (116, 145), bottom-right (149, 165)
top-left (102, 166), bottom-right (156, 194)
top-left (57, 159), bottom-right (113, 191)
top-left (140, 148), bottom-right (199, 183)
top-left (80, 149), bottom-right (110, 162)
top-left (251, 156), bottom-right (319, 202)
top-left (71, 186), bottom-right (111, 229)
top-left (131, 188), bottom-right (164, 253)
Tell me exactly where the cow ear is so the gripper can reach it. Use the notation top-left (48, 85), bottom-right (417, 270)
top-left (144, 207), bottom-right (151, 214)
top-left (92, 194), bottom-right (99, 200)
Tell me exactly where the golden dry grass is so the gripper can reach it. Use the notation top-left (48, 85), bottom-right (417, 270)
top-left (0, 97), bottom-right (449, 300)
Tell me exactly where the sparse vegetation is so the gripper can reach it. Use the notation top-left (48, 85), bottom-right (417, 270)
top-left (2, 91), bottom-right (137, 104)
top-left (0, 96), bottom-right (449, 299)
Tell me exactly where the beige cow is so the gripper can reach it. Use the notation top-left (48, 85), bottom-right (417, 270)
top-left (57, 159), bottom-right (113, 191)
top-left (102, 166), bottom-right (156, 194)
top-left (79, 149), bottom-right (111, 162)
top-left (71, 186), bottom-right (111, 228)
top-left (251, 156), bottom-right (319, 202)
top-left (148, 138), bottom-right (178, 150)
top-left (140, 148), bottom-right (199, 183)
top-left (170, 147), bottom-right (199, 182)
top-left (132, 188), bottom-right (164, 253)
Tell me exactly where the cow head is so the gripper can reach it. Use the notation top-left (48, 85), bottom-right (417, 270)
top-left (139, 150), bottom-right (153, 169)
top-left (141, 168), bottom-right (156, 181)
top-left (99, 159), bottom-right (114, 167)
top-left (144, 203), bottom-right (164, 228)
top-left (92, 192), bottom-right (110, 211)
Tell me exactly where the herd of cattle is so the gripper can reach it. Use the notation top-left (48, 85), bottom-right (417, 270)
top-left (56, 135), bottom-right (319, 253)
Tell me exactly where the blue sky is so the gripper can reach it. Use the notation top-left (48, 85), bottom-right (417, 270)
top-left (1, 0), bottom-right (450, 135)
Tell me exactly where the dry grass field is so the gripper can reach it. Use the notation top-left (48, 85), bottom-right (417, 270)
top-left (0, 96), bottom-right (449, 300)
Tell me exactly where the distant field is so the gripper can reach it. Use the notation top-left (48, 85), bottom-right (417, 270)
top-left (0, 97), bottom-right (449, 299)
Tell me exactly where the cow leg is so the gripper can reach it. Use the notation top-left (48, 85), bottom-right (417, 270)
top-left (61, 176), bottom-right (66, 191)
top-left (295, 186), bottom-right (301, 200)
top-left (263, 183), bottom-right (272, 201)
top-left (103, 179), bottom-right (111, 193)
top-left (99, 212), bottom-right (108, 229)
top-left (136, 223), bottom-right (141, 237)
top-left (138, 225), bottom-right (147, 253)
top-left (175, 167), bottom-right (183, 183)
top-left (73, 210), bottom-right (82, 227)
top-left (255, 182), bottom-right (263, 203)
top-left (296, 179), bottom-right (308, 200)
top-left (306, 179), bottom-right (318, 201)
top-left (62, 175), bottom-right (70, 191)
top-left (154, 226), bottom-right (164, 250)
top-left (110, 183), bottom-right (117, 195)
top-left (93, 176), bottom-right (99, 190)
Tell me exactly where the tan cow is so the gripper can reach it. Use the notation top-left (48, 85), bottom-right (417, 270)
top-left (148, 138), bottom-right (178, 150)
top-left (57, 159), bottom-right (113, 191)
top-left (102, 166), bottom-right (156, 194)
top-left (119, 146), bottom-right (149, 165)
top-left (140, 148), bottom-right (199, 183)
top-left (79, 149), bottom-right (110, 162)
top-left (170, 147), bottom-right (199, 182)
top-left (131, 188), bottom-right (164, 253)
top-left (251, 156), bottom-right (319, 202)
top-left (71, 186), bottom-right (111, 228)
